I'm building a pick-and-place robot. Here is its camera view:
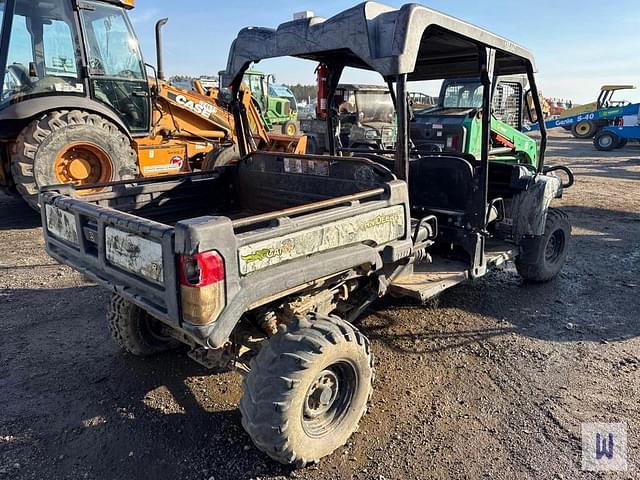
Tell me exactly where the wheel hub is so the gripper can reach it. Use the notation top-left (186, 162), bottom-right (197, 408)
top-left (545, 229), bottom-right (565, 263)
top-left (304, 370), bottom-right (339, 419)
top-left (68, 157), bottom-right (92, 180)
top-left (576, 123), bottom-right (589, 134)
top-left (599, 135), bottom-right (613, 148)
top-left (54, 142), bottom-right (113, 192)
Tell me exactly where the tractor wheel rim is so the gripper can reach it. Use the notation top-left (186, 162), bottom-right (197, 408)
top-left (54, 142), bottom-right (113, 193)
top-left (576, 122), bottom-right (590, 134)
top-left (287, 124), bottom-right (296, 135)
top-left (599, 135), bottom-right (613, 148)
top-left (302, 361), bottom-right (357, 438)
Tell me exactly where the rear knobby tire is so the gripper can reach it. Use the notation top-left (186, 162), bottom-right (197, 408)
top-left (11, 110), bottom-right (138, 209)
top-left (240, 314), bottom-right (374, 466)
top-left (107, 294), bottom-right (180, 357)
top-left (516, 208), bottom-right (571, 282)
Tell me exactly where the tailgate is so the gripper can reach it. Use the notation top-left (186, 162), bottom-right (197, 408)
top-left (40, 191), bottom-right (180, 324)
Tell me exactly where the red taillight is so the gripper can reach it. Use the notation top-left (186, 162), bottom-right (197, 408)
top-left (446, 134), bottom-right (459, 150)
top-left (179, 251), bottom-right (224, 287)
top-left (178, 251), bottom-right (226, 326)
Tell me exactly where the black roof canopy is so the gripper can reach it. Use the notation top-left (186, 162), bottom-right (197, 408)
top-left (224, 2), bottom-right (537, 85)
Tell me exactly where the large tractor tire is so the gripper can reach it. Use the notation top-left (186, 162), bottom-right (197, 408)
top-left (107, 294), bottom-right (180, 357)
top-left (240, 314), bottom-right (374, 466)
top-left (11, 110), bottom-right (138, 209)
top-left (201, 144), bottom-right (241, 170)
top-left (593, 131), bottom-right (619, 152)
top-left (516, 208), bottom-right (571, 283)
top-left (571, 120), bottom-right (597, 139)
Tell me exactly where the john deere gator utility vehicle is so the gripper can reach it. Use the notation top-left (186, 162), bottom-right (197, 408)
top-left (0, 0), bottom-right (304, 208)
top-left (40, 1), bottom-right (572, 468)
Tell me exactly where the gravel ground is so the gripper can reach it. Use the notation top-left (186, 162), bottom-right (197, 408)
top-left (1, 132), bottom-right (639, 480)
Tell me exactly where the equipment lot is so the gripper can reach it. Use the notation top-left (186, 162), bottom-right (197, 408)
top-left (1, 131), bottom-right (639, 478)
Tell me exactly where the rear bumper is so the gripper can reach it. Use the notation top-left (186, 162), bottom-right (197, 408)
top-left (41, 192), bottom-right (182, 329)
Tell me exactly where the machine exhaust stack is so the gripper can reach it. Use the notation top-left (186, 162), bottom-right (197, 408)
top-left (155, 18), bottom-right (169, 80)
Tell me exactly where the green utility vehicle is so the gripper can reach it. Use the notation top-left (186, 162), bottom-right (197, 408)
top-left (411, 77), bottom-right (538, 166)
top-left (41, 1), bottom-right (573, 468)
top-left (243, 69), bottom-right (298, 135)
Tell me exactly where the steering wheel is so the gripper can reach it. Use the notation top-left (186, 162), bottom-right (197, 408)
top-left (413, 143), bottom-right (443, 154)
top-left (6, 64), bottom-right (33, 88)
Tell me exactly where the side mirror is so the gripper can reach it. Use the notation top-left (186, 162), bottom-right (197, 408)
top-left (524, 90), bottom-right (538, 124)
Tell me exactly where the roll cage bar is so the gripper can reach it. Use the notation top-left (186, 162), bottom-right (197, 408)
top-left (223, 1), bottom-right (547, 180)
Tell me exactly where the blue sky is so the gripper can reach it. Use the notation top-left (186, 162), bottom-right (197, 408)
top-left (130, 0), bottom-right (640, 103)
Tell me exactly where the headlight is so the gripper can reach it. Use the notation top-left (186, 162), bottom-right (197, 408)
top-left (45, 204), bottom-right (79, 246)
top-left (365, 129), bottom-right (380, 139)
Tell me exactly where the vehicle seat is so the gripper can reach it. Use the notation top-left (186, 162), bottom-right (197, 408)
top-left (408, 155), bottom-right (503, 229)
top-left (487, 161), bottom-right (534, 199)
top-left (408, 155), bottom-right (475, 219)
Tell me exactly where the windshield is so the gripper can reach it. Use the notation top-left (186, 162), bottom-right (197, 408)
top-left (442, 81), bottom-right (484, 108)
top-left (1, 0), bottom-right (84, 106)
top-left (81, 3), bottom-right (144, 80)
top-left (355, 91), bottom-right (395, 123)
top-left (79, 2), bottom-right (149, 132)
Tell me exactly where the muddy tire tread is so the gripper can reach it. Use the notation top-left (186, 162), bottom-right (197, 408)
top-left (107, 294), bottom-right (179, 357)
top-left (11, 110), bottom-right (137, 209)
top-left (240, 315), bottom-right (374, 467)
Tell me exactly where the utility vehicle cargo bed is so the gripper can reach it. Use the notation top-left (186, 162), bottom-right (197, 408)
top-left (41, 152), bottom-right (411, 348)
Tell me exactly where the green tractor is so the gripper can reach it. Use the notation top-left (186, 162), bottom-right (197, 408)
top-left (411, 77), bottom-right (538, 167)
top-left (243, 70), bottom-right (298, 135)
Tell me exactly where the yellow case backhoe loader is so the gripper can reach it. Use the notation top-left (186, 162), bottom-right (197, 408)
top-left (0, 0), bottom-right (304, 208)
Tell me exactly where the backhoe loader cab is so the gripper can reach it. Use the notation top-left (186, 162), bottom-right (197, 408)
top-left (0, 0), bottom-right (151, 205)
top-left (0, 0), bottom-right (150, 134)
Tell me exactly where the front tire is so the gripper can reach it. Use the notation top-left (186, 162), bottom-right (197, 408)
top-left (107, 294), bottom-right (180, 357)
top-left (201, 144), bottom-right (241, 170)
top-left (593, 131), bottom-right (619, 151)
top-left (11, 110), bottom-right (138, 209)
top-left (240, 315), bottom-right (374, 466)
top-left (516, 208), bottom-right (571, 282)
top-left (571, 120), bottom-right (597, 139)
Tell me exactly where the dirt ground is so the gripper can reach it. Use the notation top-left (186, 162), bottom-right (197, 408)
top-left (1, 132), bottom-right (639, 480)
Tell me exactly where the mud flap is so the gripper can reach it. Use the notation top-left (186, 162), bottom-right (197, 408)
top-left (510, 174), bottom-right (562, 240)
